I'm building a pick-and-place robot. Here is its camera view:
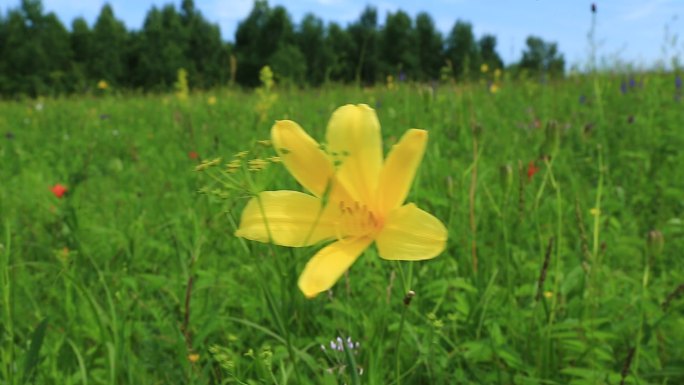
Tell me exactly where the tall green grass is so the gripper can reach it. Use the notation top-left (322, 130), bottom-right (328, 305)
top-left (1, 73), bottom-right (683, 384)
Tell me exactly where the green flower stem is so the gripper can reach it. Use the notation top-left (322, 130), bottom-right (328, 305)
top-left (394, 262), bottom-right (413, 385)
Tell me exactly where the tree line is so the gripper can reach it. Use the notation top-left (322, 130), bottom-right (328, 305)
top-left (0, 0), bottom-right (565, 97)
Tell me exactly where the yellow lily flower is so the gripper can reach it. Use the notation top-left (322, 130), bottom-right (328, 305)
top-left (236, 104), bottom-right (448, 298)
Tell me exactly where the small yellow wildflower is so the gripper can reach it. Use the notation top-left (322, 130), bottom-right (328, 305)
top-left (235, 104), bottom-right (448, 298)
top-left (195, 157), bottom-right (221, 171)
top-left (480, 63), bottom-right (489, 73)
top-left (234, 151), bottom-right (249, 159)
top-left (188, 353), bottom-right (200, 363)
top-left (544, 291), bottom-right (553, 299)
top-left (590, 207), bottom-right (601, 216)
top-left (97, 80), bottom-right (108, 90)
top-left (226, 159), bottom-right (241, 173)
top-left (494, 68), bottom-right (503, 79)
top-left (267, 156), bottom-right (281, 163)
top-left (489, 83), bottom-right (500, 94)
top-left (175, 68), bottom-right (189, 101)
top-left (259, 66), bottom-right (275, 90)
top-left (248, 158), bottom-right (268, 171)
top-left (207, 96), bottom-right (217, 105)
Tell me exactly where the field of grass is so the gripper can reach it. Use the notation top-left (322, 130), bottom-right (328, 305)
top-left (1, 73), bottom-right (684, 384)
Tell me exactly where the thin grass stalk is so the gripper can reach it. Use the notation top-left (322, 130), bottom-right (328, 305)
top-left (394, 288), bottom-right (415, 385)
top-left (469, 125), bottom-right (480, 273)
top-left (535, 237), bottom-right (554, 302)
top-left (1, 223), bottom-right (13, 385)
top-left (619, 347), bottom-right (636, 385)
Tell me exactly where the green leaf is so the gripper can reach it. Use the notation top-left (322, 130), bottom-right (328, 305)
top-left (21, 318), bottom-right (49, 385)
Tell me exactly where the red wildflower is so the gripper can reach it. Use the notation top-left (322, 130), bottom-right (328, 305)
top-left (527, 161), bottom-right (540, 181)
top-left (51, 184), bottom-right (67, 198)
top-left (188, 151), bottom-right (199, 160)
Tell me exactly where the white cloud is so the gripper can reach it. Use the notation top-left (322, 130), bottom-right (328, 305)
top-left (619, 0), bottom-right (676, 21)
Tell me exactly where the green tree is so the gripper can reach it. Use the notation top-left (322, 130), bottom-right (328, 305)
top-left (0, 0), bottom-right (72, 95)
top-left (518, 35), bottom-right (565, 78)
top-left (347, 6), bottom-right (380, 85)
top-left (69, 17), bottom-right (92, 90)
top-left (181, 0), bottom-right (229, 88)
top-left (380, 10), bottom-right (416, 79)
top-left (262, 6), bottom-right (303, 84)
top-left (326, 22), bottom-right (355, 83)
top-left (134, 5), bottom-right (189, 90)
top-left (297, 13), bottom-right (332, 85)
top-left (270, 43), bottom-right (306, 86)
top-left (445, 20), bottom-right (480, 80)
top-left (0, 10), bottom-right (7, 92)
top-left (235, 1), bottom-right (302, 86)
top-left (415, 12), bottom-right (444, 81)
top-left (90, 4), bottom-right (128, 85)
top-left (479, 34), bottom-right (503, 72)
top-left (235, 0), bottom-right (272, 86)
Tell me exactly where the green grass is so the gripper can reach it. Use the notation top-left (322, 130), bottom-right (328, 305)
top-left (1, 73), bottom-right (683, 384)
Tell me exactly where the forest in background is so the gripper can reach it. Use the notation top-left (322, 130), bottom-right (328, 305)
top-left (0, 0), bottom-right (566, 96)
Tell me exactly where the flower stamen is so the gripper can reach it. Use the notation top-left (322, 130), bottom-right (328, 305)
top-left (335, 200), bottom-right (382, 239)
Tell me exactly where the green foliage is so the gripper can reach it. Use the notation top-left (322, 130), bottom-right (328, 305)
top-left (415, 13), bottom-right (444, 81)
top-left (348, 6), bottom-right (380, 85)
top-left (0, 0), bottom-right (72, 96)
top-left (70, 17), bottom-right (93, 91)
top-left (479, 34), bottom-right (504, 72)
top-left (1, 73), bottom-right (684, 384)
top-left (445, 20), bottom-right (481, 80)
top-left (235, 1), bottom-right (300, 87)
top-left (518, 35), bottom-right (566, 79)
top-left (90, 4), bottom-right (127, 85)
top-left (380, 10), bottom-right (417, 79)
top-left (181, 1), bottom-right (231, 88)
top-left (270, 44), bottom-right (306, 86)
top-left (325, 22), bottom-right (355, 82)
top-left (297, 14), bottom-right (332, 86)
top-left (135, 5), bottom-right (189, 90)
top-left (0, 0), bottom-right (568, 96)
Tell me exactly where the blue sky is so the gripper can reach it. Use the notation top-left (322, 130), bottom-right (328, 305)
top-left (5, 0), bottom-right (683, 68)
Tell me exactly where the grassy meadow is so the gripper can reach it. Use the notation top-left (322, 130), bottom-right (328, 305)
top-left (1, 73), bottom-right (684, 384)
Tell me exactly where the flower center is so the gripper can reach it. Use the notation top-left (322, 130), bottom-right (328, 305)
top-left (335, 200), bottom-right (383, 239)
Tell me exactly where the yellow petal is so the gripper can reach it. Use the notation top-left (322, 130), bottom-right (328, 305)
top-left (326, 104), bottom-right (383, 204)
top-left (298, 236), bottom-right (373, 298)
top-left (376, 129), bottom-right (428, 215)
top-left (272, 120), bottom-right (335, 197)
top-left (235, 191), bottom-right (337, 247)
top-left (376, 203), bottom-right (447, 260)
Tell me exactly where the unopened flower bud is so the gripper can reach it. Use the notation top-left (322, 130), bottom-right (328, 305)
top-left (500, 164), bottom-right (513, 191)
top-left (646, 230), bottom-right (664, 258)
top-left (403, 290), bottom-right (416, 306)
